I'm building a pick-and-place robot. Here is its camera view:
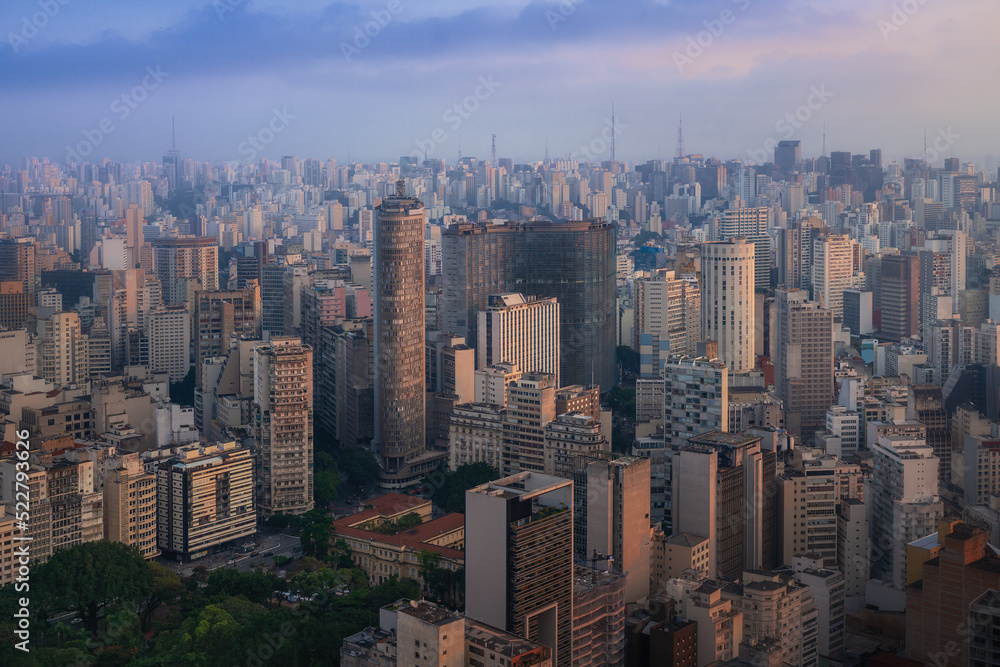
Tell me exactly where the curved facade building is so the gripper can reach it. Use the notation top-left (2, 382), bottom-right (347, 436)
top-left (442, 219), bottom-right (617, 391)
top-left (374, 188), bottom-right (426, 479)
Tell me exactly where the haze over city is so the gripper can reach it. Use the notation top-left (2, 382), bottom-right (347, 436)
top-left (1, 0), bottom-right (998, 166)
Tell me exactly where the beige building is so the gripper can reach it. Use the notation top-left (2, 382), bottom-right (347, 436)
top-left (104, 455), bottom-right (158, 559)
top-left (194, 284), bottom-right (261, 384)
top-left (151, 237), bottom-right (220, 306)
top-left (334, 494), bottom-right (463, 588)
top-left (651, 530), bottom-right (710, 592)
top-left (811, 234), bottom-right (855, 319)
top-left (36, 311), bottom-right (88, 387)
top-left (723, 570), bottom-right (819, 667)
top-left (152, 441), bottom-right (255, 561)
top-left (572, 566), bottom-right (626, 666)
top-left (687, 583), bottom-right (744, 667)
top-left (253, 337), bottom-right (314, 517)
top-left (447, 403), bottom-right (505, 471)
top-left (501, 374), bottom-right (557, 476)
top-left (474, 362), bottom-right (521, 407)
top-left (0, 507), bottom-right (17, 586)
top-left (543, 413), bottom-right (608, 479)
top-left (340, 599), bottom-right (552, 667)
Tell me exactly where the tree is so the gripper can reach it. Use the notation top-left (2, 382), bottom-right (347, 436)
top-left (139, 562), bottom-right (185, 632)
top-left (36, 541), bottom-right (152, 634)
top-left (169, 368), bottom-right (196, 407)
top-left (429, 463), bottom-right (497, 513)
top-left (314, 469), bottom-right (342, 507)
top-left (299, 509), bottom-right (334, 560)
top-left (205, 569), bottom-right (281, 607)
top-left (339, 447), bottom-right (379, 492)
top-left (417, 551), bottom-right (464, 609)
top-left (617, 345), bottom-right (640, 375)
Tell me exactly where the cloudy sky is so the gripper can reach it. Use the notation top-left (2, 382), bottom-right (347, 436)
top-left (1, 0), bottom-right (996, 168)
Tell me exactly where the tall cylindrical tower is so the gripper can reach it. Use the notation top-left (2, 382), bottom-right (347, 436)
top-left (374, 182), bottom-right (426, 481)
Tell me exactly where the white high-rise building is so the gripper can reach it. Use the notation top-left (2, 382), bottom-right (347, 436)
top-left (868, 434), bottom-right (942, 590)
top-left (147, 305), bottom-right (191, 382)
top-left (717, 208), bottom-right (770, 291)
top-left (701, 239), bottom-right (756, 373)
top-left (477, 293), bottom-right (560, 386)
top-left (811, 234), bottom-right (854, 319)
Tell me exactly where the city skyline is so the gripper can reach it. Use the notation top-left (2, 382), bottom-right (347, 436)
top-left (1, 0), bottom-right (997, 166)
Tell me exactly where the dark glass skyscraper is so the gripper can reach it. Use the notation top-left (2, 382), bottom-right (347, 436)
top-left (442, 219), bottom-right (617, 391)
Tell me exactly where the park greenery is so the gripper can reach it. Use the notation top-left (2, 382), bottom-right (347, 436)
top-left (0, 539), bottom-right (420, 666)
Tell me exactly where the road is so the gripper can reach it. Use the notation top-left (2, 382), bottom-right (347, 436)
top-left (157, 532), bottom-right (301, 577)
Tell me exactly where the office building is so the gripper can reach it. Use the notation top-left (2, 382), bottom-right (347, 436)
top-left (465, 472), bottom-right (574, 667)
top-left (0, 281), bottom-right (31, 330)
top-left (502, 373), bottom-right (557, 476)
top-left (717, 209), bottom-right (770, 291)
top-left (906, 523), bottom-right (1000, 667)
top-left (880, 254), bottom-right (920, 341)
top-left (151, 237), bottom-right (219, 305)
top-left (672, 431), bottom-right (777, 579)
top-left (152, 441), bottom-right (256, 561)
top-left (909, 384), bottom-right (951, 487)
top-left (447, 402), bottom-right (505, 471)
top-left (442, 219), bottom-right (616, 391)
top-left (478, 293), bottom-right (560, 386)
top-left (634, 270), bottom-right (701, 376)
top-left (701, 239), bottom-right (756, 373)
top-left (253, 337), bottom-right (314, 517)
top-left (146, 305), bottom-right (191, 382)
top-left (723, 570), bottom-right (819, 667)
top-left (36, 311), bottom-right (88, 387)
top-left (572, 566), bottom-right (627, 666)
top-left (544, 414), bottom-right (608, 479)
top-left (842, 289), bottom-right (874, 335)
top-left (869, 434), bottom-right (942, 589)
top-left (103, 454), bottom-right (158, 559)
top-left (374, 185), bottom-right (427, 486)
top-left (837, 499), bottom-right (868, 609)
top-left (811, 234), bottom-right (854, 319)
top-left (574, 455), bottom-right (651, 603)
top-left (662, 356), bottom-right (729, 449)
top-left (774, 289), bottom-right (833, 441)
top-left (194, 285), bottom-right (261, 384)
top-left (474, 362), bottom-right (521, 407)
top-left (0, 240), bottom-right (36, 298)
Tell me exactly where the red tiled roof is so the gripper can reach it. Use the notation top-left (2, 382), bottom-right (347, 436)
top-left (334, 512), bottom-right (465, 561)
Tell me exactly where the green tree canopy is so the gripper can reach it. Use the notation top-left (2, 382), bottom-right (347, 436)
top-left (36, 541), bottom-right (152, 634)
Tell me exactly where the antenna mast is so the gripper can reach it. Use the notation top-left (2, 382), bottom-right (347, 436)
top-left (611, 104), bottom-right (616, 163)
top-left (675, 113), bottom-right (685, 160)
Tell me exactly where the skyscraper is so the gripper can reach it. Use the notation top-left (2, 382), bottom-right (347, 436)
top-left (478, 293), bottom-right (560, 386)
top-left (880, 254), bottom-right (920, 341)
top-left (151, 237), bottom-right (219, 305)
top-left (442, 219), bottom-right (617, 391)
top-left (775, 289), bottom-right (834, 441)
top-left (701, 238), bottom-right (756, 374)
top-left (811, 234), bottom-right (854, 319)
top-left (717, 208), bottom-right (770, 291)
top-left (253, 337), bottom-right (314, 517)
top-left (374, 183), bottom-right (427, 486)
top-left (466, 472), bottom-right (574, 667)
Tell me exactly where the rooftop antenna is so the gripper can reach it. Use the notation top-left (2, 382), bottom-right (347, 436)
top-left (611, 104), bottom-right (616, 163)
top-left (491, 133), bottom-right (497, 167)
top-left (675, 113), bottom-right (685, 160)
top-left (822, 123), bottom-right (827, 158)
top-left (924, 129), bottom-right (928, 164)
top-left (458, 135), bottom-right (462, 162)
top-left (544, 139), bottom-right (550, 164)
top-left (171, 115), bottom-right (177, 150)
